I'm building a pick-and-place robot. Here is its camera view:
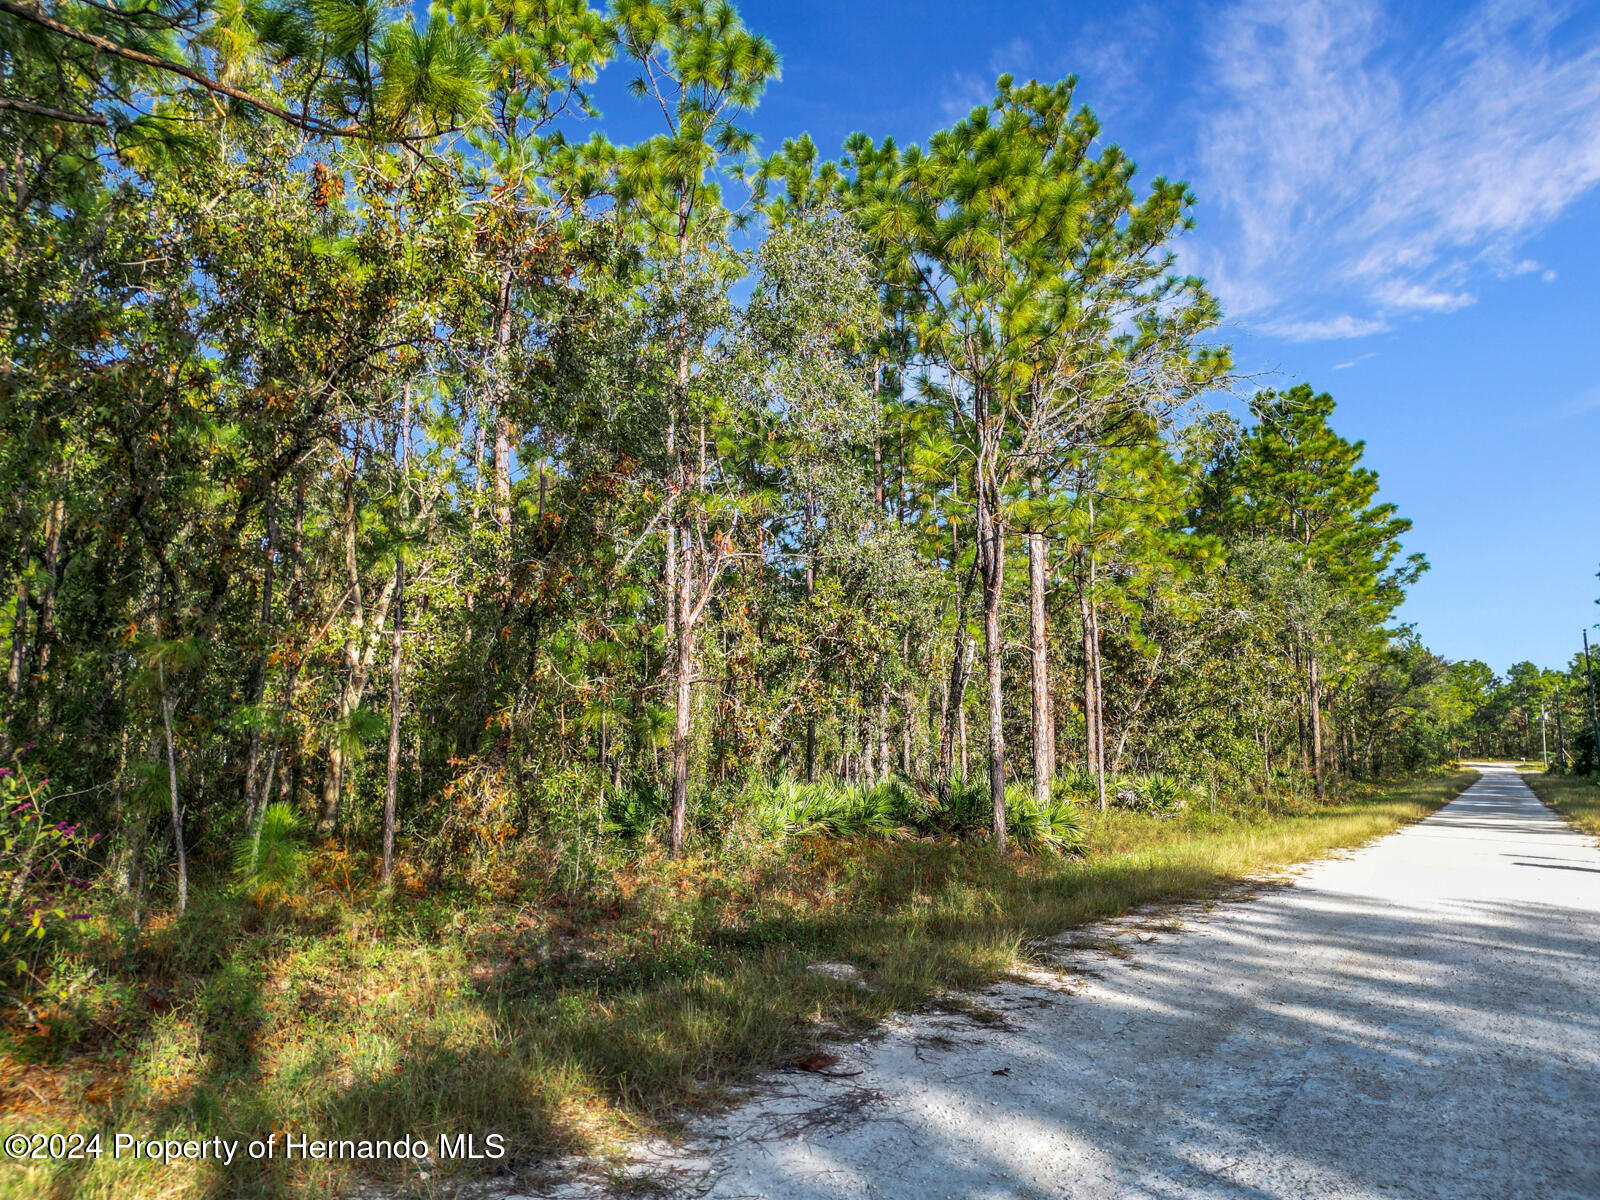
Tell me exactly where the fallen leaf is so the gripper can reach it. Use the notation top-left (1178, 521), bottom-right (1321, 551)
top-left (790, 1052), bottom-right (840, 1073)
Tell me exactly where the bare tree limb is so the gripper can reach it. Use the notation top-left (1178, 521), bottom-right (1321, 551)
top-left (0, 94), bottom-right (109, 124)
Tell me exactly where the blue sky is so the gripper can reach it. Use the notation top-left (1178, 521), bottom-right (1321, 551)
top-left (602, 0), bottom-right (1600, 674)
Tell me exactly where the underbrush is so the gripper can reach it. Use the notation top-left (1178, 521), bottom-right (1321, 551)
top-left (0, 769), bottom-right (1472, 1200)
top-left (1524, 771), bottom-right (1600, 838)
top-left (740, 776), bottom-right (1086, 855)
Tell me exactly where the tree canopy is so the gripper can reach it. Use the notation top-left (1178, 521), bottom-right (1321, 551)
top-left (0, 0), bottom-right (1492, 903)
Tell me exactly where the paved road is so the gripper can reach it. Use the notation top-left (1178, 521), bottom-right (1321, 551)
top-left (677, 767), bottom-right (1600, 1199)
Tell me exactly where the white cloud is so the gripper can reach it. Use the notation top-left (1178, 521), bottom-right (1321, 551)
top-left (1195, 0), bottom-right (1600, 341)
top-left (1256, 315), bottom-right (1390, 342)
top-left (1333, 353), bottom-right (1378, 370)
top-left (1373, 281), bottom-right (1477, 312)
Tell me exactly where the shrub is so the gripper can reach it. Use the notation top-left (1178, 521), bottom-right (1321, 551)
top-left (924, 776), bottom-right (1085, 855)
top-left (1, 765), bottom-right (96, 983)
top-left (603, 780), bottom-right (668, 842)
top-left (1112, 772), bottom-right (1193, 815)
top-left (233, 802), bottom-right (307, 905)
top-left (747, 778), bottom-right (912, 841)
top-left (1053, 766), bottom-right (1100, 804)
top-left (1002, 784), bottom-right (1087, 856)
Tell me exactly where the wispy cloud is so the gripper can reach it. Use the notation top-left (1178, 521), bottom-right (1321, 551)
top-left (1194, 0), bottom-right (1600, 341)
top-left (1372, 281), bottom-right (1477, 313)
top-left (939, 36), bottom-right (1047, 120)
top-left (939, 5), bottom-right (1168, 129)
top-left (938, 71), bottom-right (997, 121)
top-left (1559, 385), bottom-right (1600, 419)
top-left (1053, 2), bottom-right (1167, 118)
top-left (1257, 315), bottom-right (1390, 342)
top-left (1333, 353), bottom-right (1378, 370)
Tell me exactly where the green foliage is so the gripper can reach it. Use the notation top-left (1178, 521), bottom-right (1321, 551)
top-left (1053, 767), bottom-right (1100, 805)
top-left (0, 5), bottom-right (1521, 1194)
top-left (0, 0), bottom-right (1470, 1006)
top-left (1001, 784), bottom-right (1088, 856)
top-left (735, 775), bottom-right (1082, 855)
top-left (934, 777), bottom-right (1085, 855)
top-left (233, 803), bottom-right (306, 905)
top-left (747, 778), bottom-right (913, 841)
top-left (0, 770), bottom-right (1467, 1200)
top-left (0, 766), bottom-right (95, 982)
top-left (1110, 773), bottom-right (1193, 815)
top-left (331, 704), bottom-right (387, 763)
top-left (603, 780), bottom-right (669, 841)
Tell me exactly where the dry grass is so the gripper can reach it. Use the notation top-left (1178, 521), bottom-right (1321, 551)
top-left (1524, 771), bottom-right (1600, 839)
top-left (0, 770), bottom-right (1473, 1199)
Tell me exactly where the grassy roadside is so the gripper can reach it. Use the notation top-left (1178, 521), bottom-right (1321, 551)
top-left (2, 769), bottom-right (1473, 1200)
top-left (1523, 771), bottom-right (1600, 839)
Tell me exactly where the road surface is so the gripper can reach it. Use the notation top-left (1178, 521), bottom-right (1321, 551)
top-left (649, 766), bottom-right (1600, 1199)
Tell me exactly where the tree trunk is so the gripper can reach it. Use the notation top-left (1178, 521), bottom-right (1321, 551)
top-left (668, 525), bottom-right (693, 854)
top-left (958, 696), bottom-right (969, 779)
top-left (110, 717), bottom-right (133, 895)
top-left (241, 496), bottom-right (276, 827)
top-left (317, 471), bottom-right (399, 834)
top-left (872, 362), bottom-right (885, 515)
top-left (382, 389), bottom-right (411, 881)
top-left (490, 264), bottom-right (515, 535)
top-left (1089, 576), bottom-right (1106, 809)
top-left (1293, 644), bottom-right (1306, 770)
top-left (382, 554), bottom-right (403, 880)
top-left (33, 495), bottom-right (62, 675)
top-left (469, 418), bottom-right (486, 537)
top-left (1309, 645), bottom-right (1325, 802)
top-left (803, 493), bottom-right (816, 781)
top-left (492, 422), bottom-right (513, 532)
top-left (939, 636), bottom-right (972, 784)
top-left (877, 691), bottom-right (891, 781)
top-left (860, 709), bottom-right (875, 785)
top-left (319, 727), bottom-right (346, 833)
top-left (258, 484), bottom-right (305, 818)
top-left (1027, 527), bottom-right (1053, 807)
top-left (938, 548), bottom-right (979, 785)
top-left (1079, 557), bottom-right (1102, 806)
top-left (158, 668), bottom-right (187, 915)
top-left (897, 423), bottom-right (907, 524)
top-left (980, 487), bottom-right (1007, 850)
top-left (7, 578), bottom-right (26, 700)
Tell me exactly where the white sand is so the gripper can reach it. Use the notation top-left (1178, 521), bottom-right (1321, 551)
top-left (546, 765), bottom-right (1600, 1198)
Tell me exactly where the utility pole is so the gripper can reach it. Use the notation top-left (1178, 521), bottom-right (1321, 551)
top-left (1539, 703), bottom-right (1548, 767)
top-left (1584, 630), bottom-right (1600, 774)
top-left (1554, 686), bottom-right (1567, 772)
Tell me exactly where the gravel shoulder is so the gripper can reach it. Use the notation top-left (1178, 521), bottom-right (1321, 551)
top-left (561, 766), bottom-right (1600, 1199)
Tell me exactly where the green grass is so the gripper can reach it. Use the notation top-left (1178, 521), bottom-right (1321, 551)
top-left (1524, 771), bottom-right (1600, 839)
top-left (0, 769), bottom-right (1473, 1200)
